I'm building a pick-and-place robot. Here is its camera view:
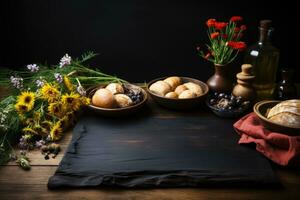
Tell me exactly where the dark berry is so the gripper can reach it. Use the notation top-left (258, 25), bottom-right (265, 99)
top-left (210, 98), bottom-right (217, 105)
top-left (230, 95), bottom-right (236, 101)
top-left (218, 93), bottom-right (225, 99)
top-left (236, 99), bottom-right (242, 106)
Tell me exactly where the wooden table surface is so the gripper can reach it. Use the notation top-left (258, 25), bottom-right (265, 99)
top-left (1, 87), bottom-right (300, 200)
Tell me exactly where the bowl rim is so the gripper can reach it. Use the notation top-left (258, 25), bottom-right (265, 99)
top-left (253, 100), bottom-right (300, 130)
top-left (87, 83), bottom-right (148, 111)
top-left (146, 76), bottom-right (209, 100)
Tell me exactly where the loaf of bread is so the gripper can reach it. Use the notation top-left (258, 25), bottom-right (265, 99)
top-left (149, 81), bottom-right (172, 96)
top-left (165, 92), bottom-right (178, 99)
top-left (174, 85), bottom-right (188, 96)
top-left (178, 90), bottom-right (196, 99)
top-left (164, 76), bottom-right (181, 90)
top-left (115, 94), bottom-right (133, 108)
top-left (183, 82), bottom-right (203, 97)
top-left (105, 83), bottom-right (124, 94)
top-left (267, 99), bottom-right (300, 128)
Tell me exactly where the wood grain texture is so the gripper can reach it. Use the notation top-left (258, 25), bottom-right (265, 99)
top-left (1, 86), bottom-right (300, 199)
top-left (0, 166), bottom-right (300, 200)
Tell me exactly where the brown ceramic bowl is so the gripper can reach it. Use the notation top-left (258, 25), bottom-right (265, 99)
top-left (253, 100), bottom-right (300, 135)
top-left (87, 83), bottom-right (148, 117)
top-left (147, 77), bottom-right (209, 110)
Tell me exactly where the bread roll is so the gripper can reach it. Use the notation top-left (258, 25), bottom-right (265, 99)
top-left (105, 83), bottom-right (124, 94)
top-left (267, 99), bottom-right (300, 128)
top-left (183, 82), bottom-right (203, 96)
top-left (92, 88), bottom-right (116, 108)
top-left (164, 76), bottom-right (181, 90)
top-left (149, 81), bottom-right (172, 96)
top-left (178, 90), bottom-right (196, 99)
top-left (165, 92), bottom-right (178, 99)
top-left (115, 94), bottom-right (133, 108)
top-left (175, 85), bottom-right (188, 95)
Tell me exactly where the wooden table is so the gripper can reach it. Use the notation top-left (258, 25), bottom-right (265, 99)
top-left (1, 89), bottom-right (300, 200)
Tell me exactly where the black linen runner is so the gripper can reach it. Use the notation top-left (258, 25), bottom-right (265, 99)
top-left (48, 112), bottom-right (278, 189)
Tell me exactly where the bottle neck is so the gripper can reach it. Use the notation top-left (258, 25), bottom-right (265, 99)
top-left (258, 27), bottom-right (273, 45)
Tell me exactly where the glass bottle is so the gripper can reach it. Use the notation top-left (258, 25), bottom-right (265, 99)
top-left (275, 68), bottom-right (298, 100)
top-left (244, 20), bottom-right (280, 100)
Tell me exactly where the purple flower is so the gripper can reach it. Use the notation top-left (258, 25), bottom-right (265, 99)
top-left (59, 54), bottom-right (72, 68)
top-left (18, 136), bottom-right (29, 150)
top-left (35, 79), bottom-right (45, 87)
top-left (54, 73), bottom-right (63, 83)
top-left (26, 64), bottom-right (39, 72)
top-left (45, 135), bottom-right (51, 142)
top-left (10, 76), bottom-right (23, 89)
top-left (35, 140), bottom-right (46, 148)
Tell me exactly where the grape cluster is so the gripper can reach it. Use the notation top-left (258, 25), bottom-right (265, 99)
top-left (209, 92), bottom-right (250, 111)
top-left (124, 87), bottom-right (144, 104)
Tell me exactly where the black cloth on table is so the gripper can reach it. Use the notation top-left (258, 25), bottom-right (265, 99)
top-left (48, 112), bottom-right (279, 189)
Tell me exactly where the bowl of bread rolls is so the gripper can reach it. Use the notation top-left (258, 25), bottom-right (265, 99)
top-left (147, 76), bottom-right (209, 109)
top-left (87, 83), bottom-right (147, 116)
top-left (254, 99), bottom-right (300, 135)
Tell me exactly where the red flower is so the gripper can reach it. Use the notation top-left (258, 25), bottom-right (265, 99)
top-left (221, 34), bottom-right (227, 39)
top-left (240, 25), bottom-right (247, 31)
top-left (206, 19), bottom-right (216, 27)
top-left (226, 41), bottom-right (247, 51)
top-left (215, 22), bottom-right (227, 30)
top-left (234, 27), bottom-right (240, 32)
top-left (204, 52), bottom-right (211, 59)
top-left (210, 32), bottom-right (220, 39)
top-left (230, 16), bottom-right (243, 22)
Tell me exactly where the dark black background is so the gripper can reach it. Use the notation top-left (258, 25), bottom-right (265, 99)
top-left (0, 0), bottom-right (296, 82)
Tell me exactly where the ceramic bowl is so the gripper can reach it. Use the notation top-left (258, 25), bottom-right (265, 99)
top-left (206, 99), bottom-right (250, 118)
top-left (147, 77), bottom-right (209, 110)
top-left (253, 100), bottom-right (300, 135)
top-left (87, 83), bottom-right (147, 116)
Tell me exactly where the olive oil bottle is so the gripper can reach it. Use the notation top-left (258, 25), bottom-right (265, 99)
top-left (244, 20), bottom-right (280, 100)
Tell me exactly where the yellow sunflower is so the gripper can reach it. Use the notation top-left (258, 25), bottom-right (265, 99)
top-left (17, 91), bottom-right (35, 108)
top-left (15, 102), bottom-right (30, 113)
top-left (40, 83), bottom-right (60, 102)
top-left (81, 97), bottom-right (91, 106)
top-left (48, 102), bottom-right (64, 117)
top-left (63, 76), bottom-right (75, 92)
top-left (61, 92), bottom-right (81, 111)
top-left (50, 121), bottom-right (63, 141)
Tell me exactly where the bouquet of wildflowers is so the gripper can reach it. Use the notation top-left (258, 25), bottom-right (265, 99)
top-left (0, 52), bottom-right (125, 167)
top-left (197, 16), bottom-right (247, 65)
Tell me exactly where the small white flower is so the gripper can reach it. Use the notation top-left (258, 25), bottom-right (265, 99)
top-left (35, 79), bottom-right (45, 87)
top-left (54, 73), bottom-right (63, 83)
top-left (77, 85), bottom-right (86, 96)
top-left (26, 64), bottom-right (39, 72)
top-left (59, 54), bottom-right (72, 68)
top-left (10, 76), bottom-right (23, 89)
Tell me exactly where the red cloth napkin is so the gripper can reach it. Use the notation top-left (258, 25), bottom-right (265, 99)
top-left (234, 112), bottom-right (300, 167)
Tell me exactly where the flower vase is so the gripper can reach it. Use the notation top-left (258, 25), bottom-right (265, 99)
top-left (207, 64), bottom-right (233, 93)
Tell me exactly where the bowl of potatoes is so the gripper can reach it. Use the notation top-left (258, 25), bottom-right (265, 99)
top-left (87, 83), bottom-right (147, 116)
top-left (147, 76), bottom-right (209, 109)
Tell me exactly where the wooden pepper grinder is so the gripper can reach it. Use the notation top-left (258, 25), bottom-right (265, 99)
top-left (232, 64), bottom-right (256, 101)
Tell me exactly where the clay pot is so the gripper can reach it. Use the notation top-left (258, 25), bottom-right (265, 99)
top-left (207, 64), bottom-right (233, 93)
